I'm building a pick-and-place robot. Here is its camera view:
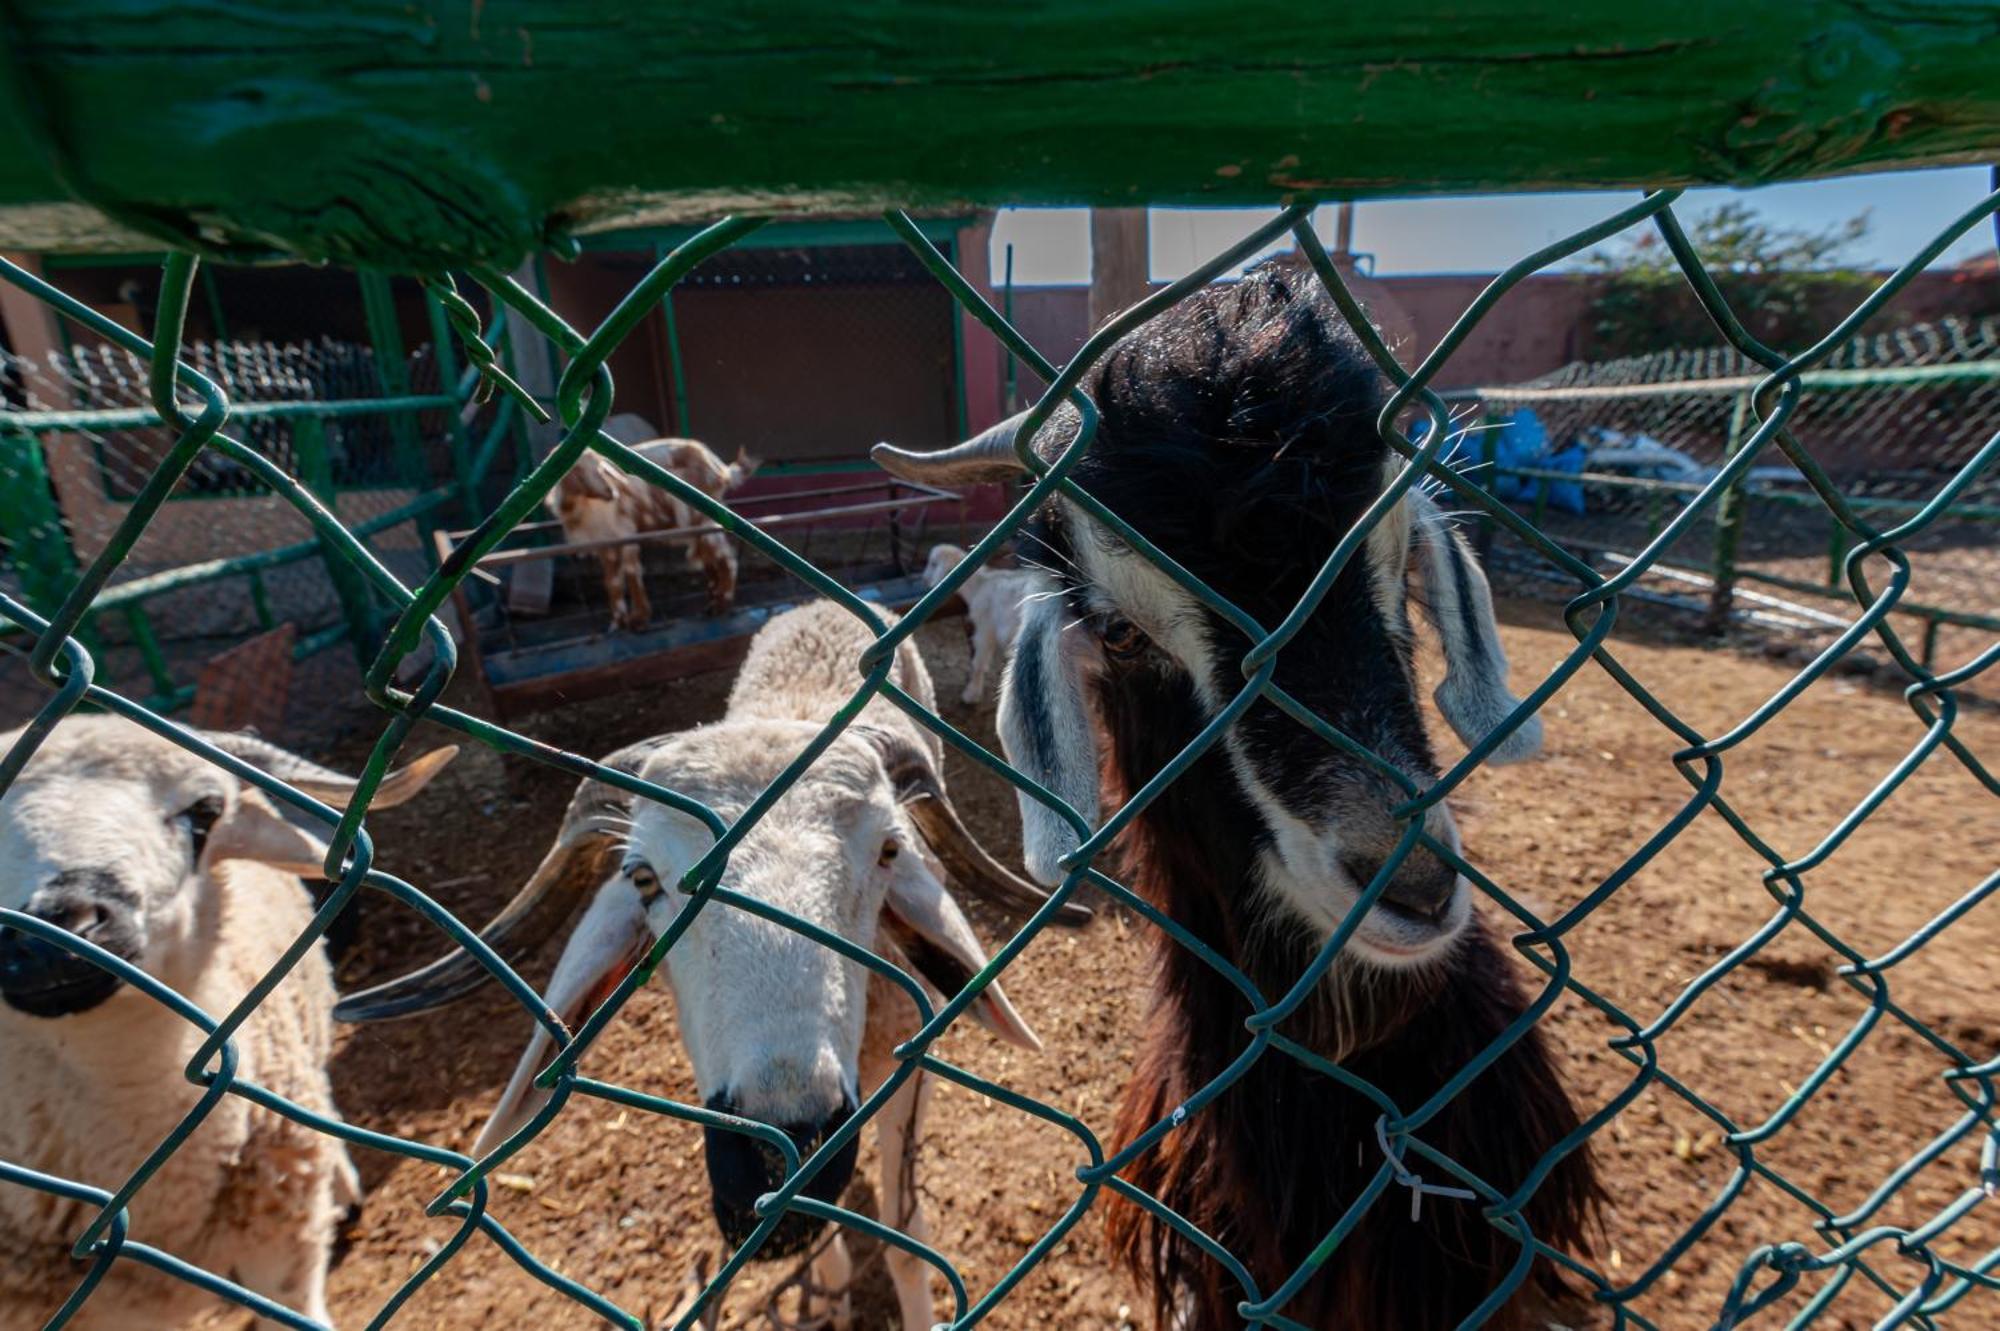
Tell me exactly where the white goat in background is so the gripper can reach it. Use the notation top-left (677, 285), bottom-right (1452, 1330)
top-left (338, 600), bottom-right (1089, 1329)
top-left (0, 717), bottom-right (455, 1331)
top-left (921, 543), bottom-right (1048, 706)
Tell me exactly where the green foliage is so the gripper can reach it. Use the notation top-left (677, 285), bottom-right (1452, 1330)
top-left (1585, 203), bottom-right (1876, 357)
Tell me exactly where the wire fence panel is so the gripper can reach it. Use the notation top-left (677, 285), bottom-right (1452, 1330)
top-left (1, 184), bottom-right (1997, 1331)
top-left (0, 330), bottom-right (470, 724)
top-left (1465, 317), bottom-right (2000, 675)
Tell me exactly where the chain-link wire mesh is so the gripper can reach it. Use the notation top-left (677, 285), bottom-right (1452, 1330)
top-left (1, 182), bottom-right (1997, 1331)
top-left (0, 329), bottom-right (467, 725)
top-left (1462, 317), bottom-right (2000, 678)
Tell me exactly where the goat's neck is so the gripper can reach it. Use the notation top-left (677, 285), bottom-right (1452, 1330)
top-left (1098, 672), bottom-right (1597, 1331)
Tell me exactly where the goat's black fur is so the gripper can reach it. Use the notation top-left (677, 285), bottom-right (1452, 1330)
top-left (1031, 266), bottom-right (1601, 1329)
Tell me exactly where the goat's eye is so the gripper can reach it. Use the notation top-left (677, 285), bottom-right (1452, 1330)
top-left (628, 862), bottom-right (662, 900)
top-left (1098, 614), bottom-right (1147, 661)
top-left (877, 838), bottom-right (900, 868)
top-left (177, 795), bottom-right (225, 862)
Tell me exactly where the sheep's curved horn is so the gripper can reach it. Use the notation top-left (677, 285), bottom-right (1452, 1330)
top-left (872, 405), bottom-right (1083, 486)
top-left (201, 731), bottom-right (458, 811)
top-left (857, 727), bottom-right (1092, 927)
top-left (332, 738), bottom-right (668, 1022)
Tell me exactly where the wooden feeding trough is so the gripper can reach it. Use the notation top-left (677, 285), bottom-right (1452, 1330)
top-left (437, 475), bottom-right (967, 716)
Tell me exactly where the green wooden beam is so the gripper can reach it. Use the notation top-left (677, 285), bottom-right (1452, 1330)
top-left (579, 216), bottom-right (969, 254)
top-left (0, 3), bottom-right (1996, 269)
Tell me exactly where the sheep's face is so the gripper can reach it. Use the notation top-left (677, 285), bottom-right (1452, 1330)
top-left (921, 543), bottom-right (968, 589)
top-left (462, 719), bottom-right (1040, 1259)
top-left (992, 270), bottom-right (1539, 971)
top-left (0, 717), bottom-right (453, 1021)
top-left (0, 720), bottom-right (293, 1017)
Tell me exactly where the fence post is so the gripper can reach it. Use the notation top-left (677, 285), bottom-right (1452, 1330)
top-left (0, 424), bottom-right (77, 615)
top-left (1705, 391), bottom-right (1751, 633)
top-left (424, 282), bottom-right (477, 516)
top-left (357, 270), bottom-right (422, 485)
top-left (293, 415), bottom-right (380, 663)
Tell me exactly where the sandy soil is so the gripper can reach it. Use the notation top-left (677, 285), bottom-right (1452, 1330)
top-left (260, 600), bottom-right (1996, 1329)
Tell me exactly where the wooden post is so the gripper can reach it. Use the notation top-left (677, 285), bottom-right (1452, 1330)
top-left (1089, 208), bottom-right (1150, 332)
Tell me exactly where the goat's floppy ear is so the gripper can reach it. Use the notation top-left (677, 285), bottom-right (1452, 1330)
top-left (203, 786), bottom-right (332, 877)
top-left (881, 853), bottom-right (1041, 1052)
top-left (996, 588), bottom-right (1102, 885)
top-left (1407, 490), bottom-right (1541, 763)
top-left (473, 876), bottom-right (653, 1158)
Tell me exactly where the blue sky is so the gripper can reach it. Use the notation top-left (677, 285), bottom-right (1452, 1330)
top-left (989, 166), bottom-right (1999, 286)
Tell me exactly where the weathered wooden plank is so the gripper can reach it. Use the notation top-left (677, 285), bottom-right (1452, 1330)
top-left (1, 1), bottom-right (1996, 267)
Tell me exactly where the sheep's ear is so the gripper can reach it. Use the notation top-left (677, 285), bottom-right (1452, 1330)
top-left (996, 589), bottom-right (1102, 885)
top-left (1407, 490), bottom-right (1541, 763)
top-left (474, 877), bottom-right (653, 1158)
top-left (882, 854), bottom-right (1041, 1051)
top-left (204, 786), bottom-right (331, 876)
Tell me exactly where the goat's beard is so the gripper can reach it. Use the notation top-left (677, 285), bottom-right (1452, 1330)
top-left (1093, 671), bottom-right (1600, 1331)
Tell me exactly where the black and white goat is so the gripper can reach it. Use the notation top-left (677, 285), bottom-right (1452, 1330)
top-left (338, 600), bottom-right (1087, 1329)
top-left (875, 268), bottom-right (1600, 1330)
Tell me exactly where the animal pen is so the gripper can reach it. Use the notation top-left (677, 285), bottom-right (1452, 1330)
top-left (0, 5), bottom-right (1997, 1331)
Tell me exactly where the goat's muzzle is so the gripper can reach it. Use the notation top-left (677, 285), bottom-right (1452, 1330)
top-left (702, 1091), bottom-right (861, 1258)
top-left (0, 872), bottom-right (136, 1018)
top-left (1350, 848), bottom-right (1459, 927)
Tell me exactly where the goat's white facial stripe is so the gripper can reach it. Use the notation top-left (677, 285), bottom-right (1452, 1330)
top-left (1368, 458), bottom-right (1415, 635)
top-left (1065, 505), bottom-right (1465, 966)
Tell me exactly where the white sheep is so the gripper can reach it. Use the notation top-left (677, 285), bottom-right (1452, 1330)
top-left (0, 717), bottom-right (455, 1331)
top-left (338, 600), bottom-right (1087, 1329)
top-left (920, 543), bottom-right (1049, 705)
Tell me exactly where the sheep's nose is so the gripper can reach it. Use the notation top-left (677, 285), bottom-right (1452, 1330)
top-left (1347, 848), bottom-right (1459, 925)
top-left (0, 875), bottom-right (132, 1019)
top-left (702, 1092), bottom-right (860, 1258)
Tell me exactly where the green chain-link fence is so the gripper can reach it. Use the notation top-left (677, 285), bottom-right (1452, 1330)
top-left (1458, 316), bottom-right (2000, 676)
top-left (2, 179), bottom-right (1997, 1331)
top-left (0, 315), bottom-right (522, 721)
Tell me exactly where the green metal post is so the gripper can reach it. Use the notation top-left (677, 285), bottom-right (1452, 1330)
top-left (248, 569), bottom-right (275, 630)
top-left (1705, 391), bottom-right (1752, 633)
top-left (946, 236), bottom-right (969, 441)
top-left (198, 264), bottom-right (230, 342)
top-left (292, 415), bottom-right (380, 663)
top-left (121, 604), bottom-right (175, 698)
top-left (357, 270), bottom-right (421, 485)
top-left (658, 245), bottom-right (693, 436)
top-left (425, 282), bottom-right (477, 515)
top-left (1002, 242), bottom-right (1016, 414)
top-left (0, 424), bottom-right (77, 614)
top-left (1826, 519), bottom-right (1850, 588)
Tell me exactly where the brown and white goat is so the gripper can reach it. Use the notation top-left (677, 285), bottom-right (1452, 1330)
top-left (875, 267), bottom-right (1601, 1330)
top-left (548, 437), bottom-right (758, 630)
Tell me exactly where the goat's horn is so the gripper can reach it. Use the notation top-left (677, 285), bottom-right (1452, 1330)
top-left (201, 731), bottom-right (457, 811)
top-left (332, 830), bottom-right (620, 1021)
top-left (859, 727), bottom-right (1092, 926)
top-left (333, 739), bottom-right (665, 1021)
top-left (872, 410), bottom-right (1037, 485)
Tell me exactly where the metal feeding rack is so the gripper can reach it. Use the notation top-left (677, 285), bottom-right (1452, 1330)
top-left (433, 475), bottom-right (966, 715)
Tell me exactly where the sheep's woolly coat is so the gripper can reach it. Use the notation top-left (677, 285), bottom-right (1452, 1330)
top-left (725, 598), bottom-right (940, 757)
top-left (0, 861), bottom-right (352, 1331)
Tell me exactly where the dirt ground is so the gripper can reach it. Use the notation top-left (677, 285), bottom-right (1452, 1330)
top-left (293, 597), bottom-right (1997, 1331)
